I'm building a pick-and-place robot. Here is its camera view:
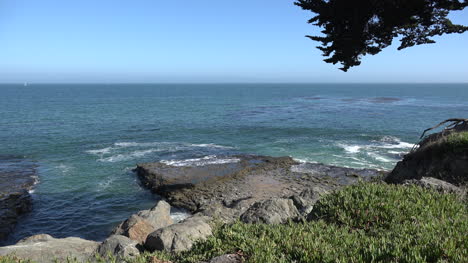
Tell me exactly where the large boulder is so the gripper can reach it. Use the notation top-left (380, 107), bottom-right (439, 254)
top-left (98, 234), bottom-right (140, 259)
top-left (113, 200), bottom-right (174, 243)
top-left (113, 214), bottom-right (155, 244)
top-left (240, 198), bottom-right (299, 224)
top-left (0, 234), bottom-right (99, 263)
top-left (145, 216), bottom-right (212, 252)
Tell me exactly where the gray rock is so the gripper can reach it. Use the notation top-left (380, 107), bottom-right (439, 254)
top-left (137, 200), bottom-right (174, 229)
top-left (145, 216), bottom-right (212, 252)
top-left (0, 234), bottom-right (99, 263)
top-left (113, 200), bottom-right (174, 243)
top-left (135, 154), bottom-right (383, 225)
top-left (403, 177), bottom-right (466, 198)
top-left (291, 187), bottom-right (329, 216)
top-left (98, 234), bottom-right (140, 258)
top-left (240, 198), bottom-right (299, 224)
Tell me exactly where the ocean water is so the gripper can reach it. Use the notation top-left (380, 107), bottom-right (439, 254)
top-left (1, 83), bottom-right (467, 243)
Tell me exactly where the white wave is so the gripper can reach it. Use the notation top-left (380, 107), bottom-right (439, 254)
top-left (367, 152), bottom-right (393, 162)
top-left (388, 150), bottom-right (406, 155)
top-left (374, 136), bottom-right (414, 149)
top-left (170, 207), bottom-right (191, 223)
top-left (292, 158), bottom-right (309, 163)
top-left (162, 155), bottom-right (240, 167)
top-left (86, 147), bottom-right (113, 155)
top-left (376, 141), bottom-right (414, 149)
top-left (99, 149), bottom-right (157, 162)
top-left (338, 144), bottom-right (362, 153)
top-left (189, 143), bottom-right (234, 149)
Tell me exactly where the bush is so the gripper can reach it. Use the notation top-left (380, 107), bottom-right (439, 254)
top-left (309, 182), bottom-right (466, 230)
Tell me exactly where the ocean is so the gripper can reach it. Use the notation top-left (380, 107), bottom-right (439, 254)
top-left (1, 83), bottom-right (467, 243)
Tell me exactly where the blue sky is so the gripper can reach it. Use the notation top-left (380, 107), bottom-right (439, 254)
top-left (1, 0), bottom-right (467, 83)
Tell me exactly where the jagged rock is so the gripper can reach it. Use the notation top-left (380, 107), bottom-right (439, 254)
top-left (291, 187), bottom-right (329, 216)
top-left (403, 177), bottom-right (466, 198)
top-left (113, 200), bottom-right (174, 243)
top-left (113, 214), bottom-right (155, 244)
top-left (0, 234), bottom-right (99, 263)
top-left (98, 234), bottom-right (140, 258)
top-left (240, 198), bottom-right (299, 224)
top-left (203, 254), bottom-right (242, 263)
top-left (145, 216), bottom-right (212, 252)
top-left (137, 200), bottom-right (174, 229)
top-left (136, 155), bottom-right (383, 224)
top-left (0, 156), bottom-right (37, 243)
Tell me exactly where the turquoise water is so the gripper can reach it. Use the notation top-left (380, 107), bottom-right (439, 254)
top-left (1, 83), bottom-right (467, 243)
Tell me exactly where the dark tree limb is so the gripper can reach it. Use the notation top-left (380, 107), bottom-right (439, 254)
top-left (295, 0), bottom-right (468, 71)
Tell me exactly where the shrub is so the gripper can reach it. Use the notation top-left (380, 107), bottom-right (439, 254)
top-left (309, 182), bottom-right (466, 230)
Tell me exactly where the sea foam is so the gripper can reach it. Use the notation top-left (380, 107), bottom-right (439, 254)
top-left (161, 155), bottom-right (240, 167)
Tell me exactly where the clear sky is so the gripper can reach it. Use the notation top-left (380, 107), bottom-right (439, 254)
top-left (1, 0), bottom-right (467, 83)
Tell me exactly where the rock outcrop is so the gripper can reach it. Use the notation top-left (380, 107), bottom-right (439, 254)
top-left (136, 155), bottom-right (385, 223)
top-left (0, 156), bottom-right (37, 243)
top-left (112, 200), bottom-right (174, 244)
top-left (145, 216), bottom-right (212, 252)
top-left (98, 234), bottom-right (140, 259)
top-left (403, 177), bottom-right (466, 198)
top-left (386, 121), bottom-right (467, 186)
top-left (240, 198), bottom-right (299, 224)
top-left (0, 234), bottom-right (99, 263)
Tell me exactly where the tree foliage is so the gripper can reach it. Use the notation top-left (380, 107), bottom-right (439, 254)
top-left (295, 0), bottom-right (468, 71)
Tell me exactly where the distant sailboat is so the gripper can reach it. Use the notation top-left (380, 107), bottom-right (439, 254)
top-left (23, 82), bottom-right (28, 87)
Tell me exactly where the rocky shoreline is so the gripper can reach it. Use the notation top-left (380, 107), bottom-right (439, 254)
top-left (0, 155), bottom-right (387, 262)
top-left (1, 146), bottom-right (465, 262)
top-left (0, 156), bottom-right (37, 243)
top-left (135, 155), bottom-right (385, 222)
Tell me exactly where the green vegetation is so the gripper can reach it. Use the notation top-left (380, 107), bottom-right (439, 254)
top-left (161, 183), bottom-right (468, 263)
top-left (444, 131), bottom-right (468, 152)
top-left (1, 183), bottom-right (466, 262)
top-left (418, 131), bottom-right (468, 155)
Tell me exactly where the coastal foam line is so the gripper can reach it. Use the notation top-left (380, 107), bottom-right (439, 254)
top-left (85, 141), bottom-right (236, 163)
top-left (161, 155), bottom-right (240, 167)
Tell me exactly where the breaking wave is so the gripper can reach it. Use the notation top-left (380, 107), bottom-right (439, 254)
top-left (161, 155), bottom-right (240, 167)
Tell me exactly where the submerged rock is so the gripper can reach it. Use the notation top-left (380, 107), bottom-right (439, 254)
top-left (0, 234), bottom-right (99, 263)
top-left (0, 156), bottom-right (37, 243)
top-left (145, 216), bottom-right (212, 252)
